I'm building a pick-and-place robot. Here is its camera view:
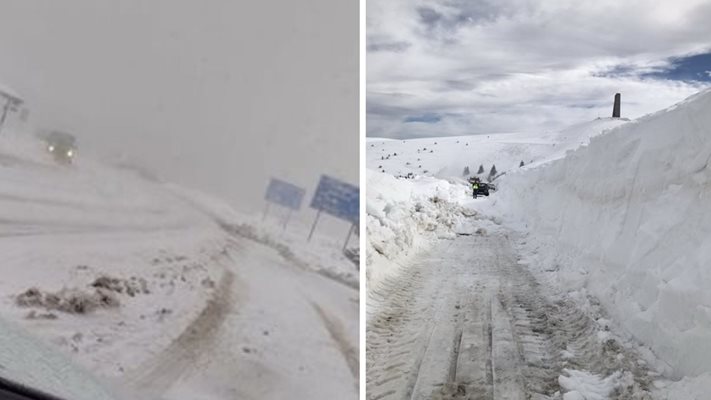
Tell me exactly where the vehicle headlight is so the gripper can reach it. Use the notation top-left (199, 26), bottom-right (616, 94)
top-left (48, 145), bottom-right (54, 152)
top-left (67, 150), bottom-right (74, 157)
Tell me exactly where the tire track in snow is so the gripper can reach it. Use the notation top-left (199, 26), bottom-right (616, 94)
top-left (310, 301), bottom-right (359, 381)
top-left (367, 233), bottom-right (657, 400)
top-left (125, 267), bottom-right (236, 395)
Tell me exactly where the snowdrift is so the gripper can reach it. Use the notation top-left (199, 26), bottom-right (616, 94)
top-left (366, 169), bottom-right (481, 291)
top-left (493, 88), bottom-right (711, 379)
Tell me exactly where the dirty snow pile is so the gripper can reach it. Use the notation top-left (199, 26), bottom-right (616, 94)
top-left (491, 88), bottom-right (711, 396)
top-left (366, 169), bottom-right (482, 291)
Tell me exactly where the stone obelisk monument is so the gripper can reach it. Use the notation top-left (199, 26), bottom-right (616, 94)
top-left (612, 93), bottom-right (621, 118)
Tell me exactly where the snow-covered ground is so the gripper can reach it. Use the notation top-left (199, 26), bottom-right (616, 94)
top-left (366, 117), bottom-right (628, 179)
top-left (0, 131), bottom-right (229, 380)
top-left (0, 129), bottom-right (358, 399)
top-left (366, 117), bottom-right (629, 294)
top-left (366, 88), bottom-right (711, 399)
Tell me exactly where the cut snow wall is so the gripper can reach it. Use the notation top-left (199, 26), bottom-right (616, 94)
top-left (494, 88), bottom-right (711, 378)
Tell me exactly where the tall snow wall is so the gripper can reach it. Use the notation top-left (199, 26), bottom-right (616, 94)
top-left (494, 88), bottom-right (711, 378)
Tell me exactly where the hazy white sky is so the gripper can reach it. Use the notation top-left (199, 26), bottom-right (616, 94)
top-left (0, 0), bottom-right (358, 226)
top-left (367, 0), bottom-right (711, 138)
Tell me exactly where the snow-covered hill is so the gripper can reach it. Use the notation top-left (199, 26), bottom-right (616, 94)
top-left (366, 117), bottom-right (628, 179)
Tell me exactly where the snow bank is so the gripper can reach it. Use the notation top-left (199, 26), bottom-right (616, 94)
top-left (493, 88), bottom-right (711, 379)
top-left (366, 169), bottom-right (478, 291)
top-left (167, 184), bottom-right (359, 289)
top-left (558, 369), bottom-right (621, 400)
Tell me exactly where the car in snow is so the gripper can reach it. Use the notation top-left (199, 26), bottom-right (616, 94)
top-left (473, 182), bottom-right (491, 197)
top-left (468, 177), bottom-right (493, 198)
top-left (44, 131), bottom-right (77, 164)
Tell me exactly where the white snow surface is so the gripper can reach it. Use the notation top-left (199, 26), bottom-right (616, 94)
top-left (366, 117), bottom-right (628, 179)
top-left (0, 130), bottom-right (231, 396)
top-left (367, 88), bottom-right (711, 397)
top-left (365, 117), bottom-right (628, 296)
top-left (366, 169), bottom-right (477, 293)
top-left (558, 369), bottom-right (620, 400)
top-left (491, 88), bottom-right (711, 382)
top-left (169, 182), bottom-right (360, 288)
top-left (0, 129), bottom-right (358, 398)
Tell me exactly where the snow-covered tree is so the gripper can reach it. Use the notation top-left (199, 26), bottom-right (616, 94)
top-left (489, 164), bottom-right (497, 177)
top-left (477, 164), bottom-right (484, 174)
top-left (463, 166), bottom-right (470, 176)
top-left (519, 160), bottom-right (525, 167)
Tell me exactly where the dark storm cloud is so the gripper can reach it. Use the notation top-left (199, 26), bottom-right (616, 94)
top-left (403, 113), bottom-right (442, 123)
top-left (416, 1), bottom-right (514, 32)
top-left (440, 79), bottom-right (477, 91)
top-left (367, 35), bottom-right (412, 53)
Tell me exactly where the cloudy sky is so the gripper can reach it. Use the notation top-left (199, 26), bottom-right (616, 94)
top-left (0, 0), bottom-right (357, 227)
top-left (367, 0), bottom-right (711, 139)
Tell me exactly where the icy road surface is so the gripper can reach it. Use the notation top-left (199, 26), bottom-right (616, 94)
top-left (367, 233), bottom-right (656, 400)
top-left (124, 230), bottom-right (359, 399)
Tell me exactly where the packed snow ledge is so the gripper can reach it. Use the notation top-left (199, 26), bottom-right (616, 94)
top-left (366, 88), bottom-right (711, 398)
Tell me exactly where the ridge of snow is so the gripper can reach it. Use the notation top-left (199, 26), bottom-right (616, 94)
top-left (493, 87), bottom-right (711, 381)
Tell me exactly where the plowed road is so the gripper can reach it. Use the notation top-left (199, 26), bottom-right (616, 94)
top-left (367, 233), bottom-right (655, 400)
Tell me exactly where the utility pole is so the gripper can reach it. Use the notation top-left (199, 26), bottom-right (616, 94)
top-left (0, 99), bottom-right (11, 133)
top-left (0, 89), bottom-right (23, 135)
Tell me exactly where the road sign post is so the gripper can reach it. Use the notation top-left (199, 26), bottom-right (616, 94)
top-left (308, 209), bottom-right (322, 242)
top-left (263, 178), bottom-right (305, 230)
top-left (308, 175), bottom-right (359, 243)
top-left (0, 88), bottom-right (22, 136)
top-left (342, 222), bottom-right (355, 251)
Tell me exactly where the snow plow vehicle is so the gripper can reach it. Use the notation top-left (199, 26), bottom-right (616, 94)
top-left (468, 177), bottom-right (492, 198)
top-left (473, 182), bottom-right (491, 197)
top-left (44, 131), bottom-right (77, 164)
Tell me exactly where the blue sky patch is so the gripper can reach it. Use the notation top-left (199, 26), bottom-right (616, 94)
top-left (644, 52), bottom-right (711, 82)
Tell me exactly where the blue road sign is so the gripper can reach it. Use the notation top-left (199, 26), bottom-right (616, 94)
top-left (265, 178), bottom-right (305, 210)
top-left (310, 175), bottom-right (359, 224)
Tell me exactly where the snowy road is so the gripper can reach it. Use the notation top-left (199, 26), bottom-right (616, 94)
top-left (367, 233), bottom-right (656, 400)
top-left (129, 232), bottom-right (359, 400)
top-left (0, 134), bottom-right (359, 399)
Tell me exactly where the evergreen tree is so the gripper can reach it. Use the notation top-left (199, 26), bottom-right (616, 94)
top-left (489, 164), bottom-right (497, 177)
top-left (463, 166), bottom-right (470, 176)
top-left (477, 164), bottom-right (484, 174)
top-left (519, 160), bottom-right (525, 167)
